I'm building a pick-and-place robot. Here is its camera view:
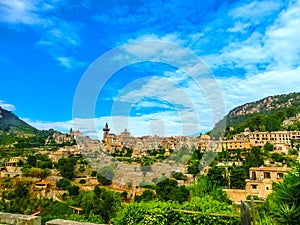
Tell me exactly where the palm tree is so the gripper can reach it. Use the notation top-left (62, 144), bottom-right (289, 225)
top-left (267, 163), bottom-right (300, 224)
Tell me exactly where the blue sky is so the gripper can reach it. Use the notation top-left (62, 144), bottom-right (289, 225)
top-left (0, 0), bottom-right (300, 138)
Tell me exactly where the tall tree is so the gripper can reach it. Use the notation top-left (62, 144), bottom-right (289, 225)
top-left (57, 157), bottom-right (77, 180)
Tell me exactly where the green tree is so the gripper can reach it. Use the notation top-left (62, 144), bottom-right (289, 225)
top-left (14, 184), bottom-right (29, 198)
top-left (172, 171), bottom-right (187, 180)
top-left (135, 190), bottom-right (154, 202)
top-left (156, 178), bottom-right (178, 201)
top-left (187, 159), bottom-right (200, 177)
top-left (271, 153), bottom-right (285, 163)
top-left (27, 155), bottom-right (37, 167)
top-left (67, 185), bottom-right (80, 196)
top-left (83, 186), bottom-right (122, 223)
top-left (78, 164), bottom-right (86, 173)
top-left (56, 178), bottom-right (71, 190)
top-left (38, 160), bottom-right (53, 169)
top-left (264, 142), bottom-right (274, 152)
top-left (263, 163), bottom-right (300, 224)
top-left (57, 157), bottom-right (77, 180)
top-left (156, 178), bottom-right (190, 203)
top-left (246, 147), bottom-right (264, 168)
top-left (79, 179), bottom-right (86, 184)
top-left (17, 159), bottom-right (24, 167)
top-left (230, 166), bottom-right (248, 189)
top-left (113, 200), bottom-right (239, 225)
top-left (207, 166), bottom-right (227, 187)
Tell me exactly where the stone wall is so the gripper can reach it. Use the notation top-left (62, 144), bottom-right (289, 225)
top-left (224, 189), bottom-right (246, 202)
top-left (0, 212), bottom-right (41, 225)
top-left (46, 219), bottom-right (106, 225)
top-left (0, 213), bottom-right (108, 225)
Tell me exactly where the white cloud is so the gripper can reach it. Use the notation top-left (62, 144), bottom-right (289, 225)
top-left (205, 0), bottom-right (300, 74)
top-left (229, 0), bottom-right (282, 22)
top-left (0, 0), bottom-right (44, 25)
top-left (228, 21), bottom-right (251, 33)
top-left (0, 0), bottom-right (84, 69)
top-left (107, 68), bottom-right (224, 136)
top-left (219, 66), bottom-right (300, 112)
top-left (0, 100), bottom-right (16, 111)
top-left (56, 56), bottom-right (87, 70)
top-left (263, 0), bottom-right (300, 68)
top-left (109, 4), bottom-right (300, 135)
top-left (121, 34), bottom-right (189, 63)
top-left (36, 20), bottom-right (82, 49)
top-left (22, 118), bottom-right (73, 132)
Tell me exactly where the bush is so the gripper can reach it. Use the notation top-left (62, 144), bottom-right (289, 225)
top-left (271, 153), bottom-right (285, 162)
top-left (120, 191), bottom-right (128, 199)
top-left (14, 184), bottom-right (29, 198)
top-left (288, 148), bottom-right (298, 155)
top-left (135, 190), bottom-right (154, 202)
top-left (79, 179), bottom-right (86, 184)
top-left (264, 142), bottom-right (274, 151)
top-left (91, 171), bottom-right (97, 177)
top-left (156, 178), bottom-right (190, 203)
top-left (113, 200), bottom-right (240, 225)
top-left (22, 167), bottom-right (51, 178)
top-left (56, 178), bottom-right (71, 190)
top-left (67, 185), bottom-right (80, 196)
top-left (172, 171), bottom-right (187, 180)
top-left (56, 157), bottom-right (77, 180)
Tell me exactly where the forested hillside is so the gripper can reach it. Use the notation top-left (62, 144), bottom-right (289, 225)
top-left (0, 107), bottom-right (37, 134)
top-left (211, 92), bottom-right (300, 138)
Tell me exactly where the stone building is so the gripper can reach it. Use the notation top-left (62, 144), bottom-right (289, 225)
top-left (221, 140), bottom-right (251, 151)
top-left (245, 166), bottom-right (290, 200)
top-left (5, 157), bottom-right (23, 166)
top-left (225, 166), bottom-right (290, 202)
top-left (247, 131), bottom-right (300, 147)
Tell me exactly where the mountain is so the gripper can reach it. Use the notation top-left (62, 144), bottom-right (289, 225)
top-left (0, 106), bottom-right (37, 134)
top-left (211, 92), bottom-right (300, 138)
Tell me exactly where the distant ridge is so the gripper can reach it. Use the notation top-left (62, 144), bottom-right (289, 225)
top-left (211, 92), bottom-right (300, 138)
top-left (226, 92), bottom-right (300, 118)
top-left (0, 106), bottom-right (37, 134)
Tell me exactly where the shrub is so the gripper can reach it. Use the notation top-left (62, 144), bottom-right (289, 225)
top-left (56, 178), bottom-right (71, 190)
top-left (79, 179), bottom-right (86, 184)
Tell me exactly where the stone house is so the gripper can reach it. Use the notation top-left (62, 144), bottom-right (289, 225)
top-left (245, 166), bottom-right (290, 200)
top-left (225, 166), bottom-right (290, 202)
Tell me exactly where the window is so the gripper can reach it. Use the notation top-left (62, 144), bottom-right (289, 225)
top-left (265, 186), bottom-right (270, 191)
top-left (264, 172), bottom-right (271, 179)
top-left (252, 184), bottom-right (257, 190)
top-left (251, 171), bottom-right (257, 180)
top-left (277, 173), bottom-right (283, 179)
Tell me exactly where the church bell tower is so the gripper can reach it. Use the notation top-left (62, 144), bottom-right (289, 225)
top-left (103, 123), bottom-right (110, 142)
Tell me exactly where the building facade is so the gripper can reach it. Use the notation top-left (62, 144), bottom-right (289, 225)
top-left (245, 166), bottom-right (290, 200)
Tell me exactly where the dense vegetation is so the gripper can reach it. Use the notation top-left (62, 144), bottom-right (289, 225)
top-left (255, 163), bottom-right (300, 224)
top-left (0, 184), bottom-right (121, 224)
top-left (0, 175), bottom-right (240, 225)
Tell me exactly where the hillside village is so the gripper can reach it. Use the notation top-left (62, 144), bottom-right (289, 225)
top-left (1, 122), bottom-right (300, 201)
top-left (1, 93), bottom-right (300, 224)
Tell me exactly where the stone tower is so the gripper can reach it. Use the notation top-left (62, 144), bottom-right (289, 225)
top-left (103, 122), bottom-right (110, 142)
